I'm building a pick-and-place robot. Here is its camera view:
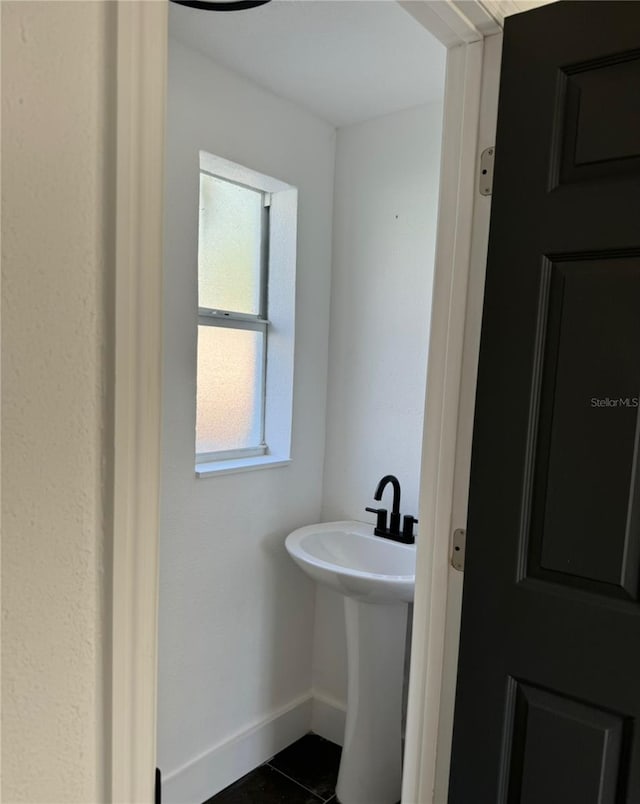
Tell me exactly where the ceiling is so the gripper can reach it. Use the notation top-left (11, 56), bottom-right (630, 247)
top-left (169, 1), bottom-right (446, 128)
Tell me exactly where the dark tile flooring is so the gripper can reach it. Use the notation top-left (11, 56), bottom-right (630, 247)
top-left (204, 733), bottom-right (342, 804)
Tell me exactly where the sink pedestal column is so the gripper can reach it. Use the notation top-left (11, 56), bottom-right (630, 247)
top-left (336, 597), bottom-right (408, 804)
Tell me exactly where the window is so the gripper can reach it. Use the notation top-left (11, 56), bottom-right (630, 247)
top-left (196, 173), bottom-right (269, 461)
top-left (195, 152), bottom-right (297, 476)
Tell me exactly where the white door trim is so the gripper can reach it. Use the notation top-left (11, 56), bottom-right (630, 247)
top-left (479, 0), bottom-right (555, 27)
top-left (400, 0), bottom-right (489, 46)
top-left (110, 2), bottom-right (507, 801)
top-left (402, 25), bottom-right (506, 801)
top-left (112, 2), bottom-right (167, 802)
top-left (401, 34), bottom-right (487, 804)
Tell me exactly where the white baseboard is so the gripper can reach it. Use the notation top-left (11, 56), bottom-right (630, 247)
top-left (162, 694), bottom-right (313, 804)
top-left (311, 690), bottom-right (346, 747)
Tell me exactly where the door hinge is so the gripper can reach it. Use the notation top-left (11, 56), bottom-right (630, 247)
top-left (452, 528), bottom-right (466, 571)
top-left (155, 768), bottom-right (162, 804)
top-left (479, 147), bottom-right (495, 196)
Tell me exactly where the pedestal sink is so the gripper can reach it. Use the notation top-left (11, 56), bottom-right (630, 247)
top-left (285, 521), bottom-right (416, 804)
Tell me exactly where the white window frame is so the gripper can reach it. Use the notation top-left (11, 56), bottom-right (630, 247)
top-left (196, 171), bottom-right (271, 464)
top-left (194, 151), bottom-right (298, 478)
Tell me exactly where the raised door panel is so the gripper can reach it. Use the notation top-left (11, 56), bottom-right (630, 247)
top-left (505, 682), bottom-right (629, 804)
top-left (555, 51), bottom-right (640, 186)
top-left (525, 254), bottom-right (640, 600)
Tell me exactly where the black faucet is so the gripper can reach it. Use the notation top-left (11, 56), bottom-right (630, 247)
top-left (376, 474), bottom-right (402, 535)
top-left (366, 474), bottom-right (417, 544)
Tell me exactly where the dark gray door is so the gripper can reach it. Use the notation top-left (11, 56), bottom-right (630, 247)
top-left (449, 3), bottom-right (640, 802)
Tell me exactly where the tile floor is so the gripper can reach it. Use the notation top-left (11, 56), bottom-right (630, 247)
top-left (203, 733), bottom-right (341, 803)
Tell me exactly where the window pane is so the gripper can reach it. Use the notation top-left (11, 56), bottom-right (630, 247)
top-left (196, 325), bottom-right (264, 454)
top-left (198, 173), bottom-right (263, 315)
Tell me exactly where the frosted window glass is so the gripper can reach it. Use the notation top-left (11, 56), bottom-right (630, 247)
top-left (196, 325), bottom-right (264, 454)
top-left (198, 173), bottom-right (263, 314)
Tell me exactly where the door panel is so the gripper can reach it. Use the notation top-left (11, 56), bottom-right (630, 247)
top-left (530, 256), bottom-right (640, 598)
top-left (449, 3), bottom-right (640, 802)
top-left (506, 681), bottom-right (629, 804)
top-left (557, 51), bottom-right (640, 185)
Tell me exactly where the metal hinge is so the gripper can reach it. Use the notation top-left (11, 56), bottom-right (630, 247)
top-left (479, 147), bottom-right (495, 196)
top-left (451, 528), bottom-right (466, 571)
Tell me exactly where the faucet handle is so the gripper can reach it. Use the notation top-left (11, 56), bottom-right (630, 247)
top-left (402, 515), bottom-right (418, 543)
top-left (365, 506), bottom-right (388, 535)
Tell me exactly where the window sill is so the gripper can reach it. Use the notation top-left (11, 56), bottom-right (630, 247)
top-left (195, 454), bottom-right (291, 478)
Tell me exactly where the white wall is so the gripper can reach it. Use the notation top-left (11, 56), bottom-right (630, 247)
top-left (315, 103), bottom-right (444, 706)
top-left (1, 4), bottom-right (442, 800)
top-left (2, 2), bottom-right (112, 801)
top-left (158, 37), bottom-right (336, 801)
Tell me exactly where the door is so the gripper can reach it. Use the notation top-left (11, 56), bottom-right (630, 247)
top-left (449, 3), bottom-right (640, 802)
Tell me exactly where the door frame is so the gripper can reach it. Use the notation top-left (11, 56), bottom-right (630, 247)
top-left (400, 20), bottom-right (505, 802)
top-left (111, 3), bottom-right (167, 802)
top-left (110, 2), bottom-right (534, 801)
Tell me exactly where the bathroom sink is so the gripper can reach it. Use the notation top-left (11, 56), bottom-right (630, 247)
top-left (286, 520), bottom-right (416, 802)
top-left (285, 520), bottom-right (415, 603)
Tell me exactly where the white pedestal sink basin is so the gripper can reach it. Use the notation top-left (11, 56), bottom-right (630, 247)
top-left (285, 521), bottom-right (416, 804)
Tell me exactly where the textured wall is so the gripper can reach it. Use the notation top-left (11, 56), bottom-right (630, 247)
top-left (1, 2), bottom-right (112, 801)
